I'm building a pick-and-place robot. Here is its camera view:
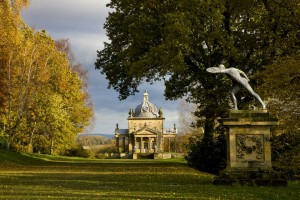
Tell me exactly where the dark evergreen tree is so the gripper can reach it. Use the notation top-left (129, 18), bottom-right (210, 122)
top-left (96, 0), bottom-right (300, 137)
top-left (96, 0), bottom-right (300, 172)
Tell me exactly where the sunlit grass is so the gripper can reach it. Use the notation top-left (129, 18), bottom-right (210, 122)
top-left (0, 150), bottom-right (299, 199)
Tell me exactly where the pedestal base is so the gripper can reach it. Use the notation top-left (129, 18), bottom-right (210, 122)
top-left (214, 110), bottom-right (288, 186)
top-left (132, 153), bottom-right (137, 159)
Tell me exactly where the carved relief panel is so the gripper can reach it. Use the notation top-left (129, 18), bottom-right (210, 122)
top-left (236, 134), bottom-right (264, 161)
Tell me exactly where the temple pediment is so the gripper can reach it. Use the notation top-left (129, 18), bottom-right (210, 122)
top-left (133, 127), bottom-right (159, 136)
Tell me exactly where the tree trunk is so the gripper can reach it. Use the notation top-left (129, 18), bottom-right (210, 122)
top-left (204, 117), bottom-right (216, 139)
top-left (50, 137), bottom-right (54, 155)
top-left (6, 135), bottom-right (12, 150)
top-left (27, 122), bottom-right (36, 153)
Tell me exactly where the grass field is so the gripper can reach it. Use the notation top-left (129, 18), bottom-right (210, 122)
top-left (0, 150), bottom-right (299, 199)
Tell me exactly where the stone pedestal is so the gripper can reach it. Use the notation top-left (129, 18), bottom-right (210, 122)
top-left (213, 110), bottom-right (287, 186)
top-left (132, 153), bottom-right (137, 159)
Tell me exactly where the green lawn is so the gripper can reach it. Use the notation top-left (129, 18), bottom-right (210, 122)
top-left (0, 150), bottom-right (299, 199)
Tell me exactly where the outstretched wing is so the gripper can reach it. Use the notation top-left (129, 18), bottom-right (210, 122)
top-left (206, 67), bottom-right (223, 73)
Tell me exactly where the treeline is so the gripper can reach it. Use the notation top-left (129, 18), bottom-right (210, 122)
top-left (0, 0), bottom-right (94, 155)
top-left (76, 135), bottom-right (114, 147)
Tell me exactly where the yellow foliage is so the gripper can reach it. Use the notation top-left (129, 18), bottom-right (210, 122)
top-left (0, 1), bottom-right (94, 153)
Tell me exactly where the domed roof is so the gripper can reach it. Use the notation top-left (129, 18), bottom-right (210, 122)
top-left (133, 91), bottom-right (159, 118)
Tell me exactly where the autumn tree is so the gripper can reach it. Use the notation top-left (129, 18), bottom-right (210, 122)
top-left (0, 0), bottom-right (31, 149)
top-left (24, 34), bottom-right (94, 154)
top-left (0, 1), bottom-right (94, 154)
top-left (96, 0), bottom-right (300, 138)
top-left (55, 39), bottom-right (95, 132)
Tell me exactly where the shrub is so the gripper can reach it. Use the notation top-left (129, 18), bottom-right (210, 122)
top-left (90, 144), bottom-right (116, 158)
top-left (95, 144), bottom-right (118, 153)
top-left (0, 132), bottom-right (8, 149)
top-left (185, 133), bottom-right (227, 175)
top-left (63, 145), bottom-right (90, 158)
top-left (272, 130), bottom-right (300, 179)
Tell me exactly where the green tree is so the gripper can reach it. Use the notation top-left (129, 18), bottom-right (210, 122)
top-left (257, 55), bottom-right (300, 171)
top-left (96, 0), bottom-right (300, 137)
top-left (96, 0), bottom-right (300, 173)
top-left (258, 55), bottom-right (300, 134)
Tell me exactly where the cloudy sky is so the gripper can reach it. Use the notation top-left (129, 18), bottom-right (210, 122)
top-left (22, 0), bottom-right (180, 135)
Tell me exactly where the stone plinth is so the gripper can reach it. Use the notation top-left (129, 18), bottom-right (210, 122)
top-left (132, 153), bottom-right (137, 159)
top-left (213, 110), bottom-right (287, 186)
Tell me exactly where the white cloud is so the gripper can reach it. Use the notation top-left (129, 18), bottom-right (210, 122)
top-left (93, 110), bottom-right (127, 134)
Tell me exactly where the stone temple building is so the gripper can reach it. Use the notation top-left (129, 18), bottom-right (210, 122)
top-left (115, 90), bottom-right (177, 159)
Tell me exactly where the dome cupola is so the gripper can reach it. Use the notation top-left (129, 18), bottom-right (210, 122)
top-left (133, 90), bottom-right (159, 118)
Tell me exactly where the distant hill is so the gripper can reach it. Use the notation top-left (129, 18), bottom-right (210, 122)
top-left (78, 133), bottom-right (114, 139)
top-left (76, 134), bottom-right (115, 146)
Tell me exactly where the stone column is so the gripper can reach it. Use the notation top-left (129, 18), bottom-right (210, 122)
top-left (174, 138), bottom-right (176, 153)
top-left (116, 136), bottom-right (120, 153)
top-left (149, 137), bottom-right (152, 153)
top-left (159, 136), bottom-right (164, 153)
top-left (147, 137), bottom-right (151, 153)
top-left (134, 137), bottom-right (137, 152)
top-left (122, 137), bottom-right (126, 153)
top-left (141, 137), bottom-right (144, 153)
top-left (128, 134), bottom-right (133, 153)
top-left (138, 137), bottom-right (141, 153)
top-left (132, 136), bottom-right (137, 159)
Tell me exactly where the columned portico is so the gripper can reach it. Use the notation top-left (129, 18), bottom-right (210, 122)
top-left (133, 134), bottom-right (157, 153)
top-left (115, 91), bottom-right (177, 159)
